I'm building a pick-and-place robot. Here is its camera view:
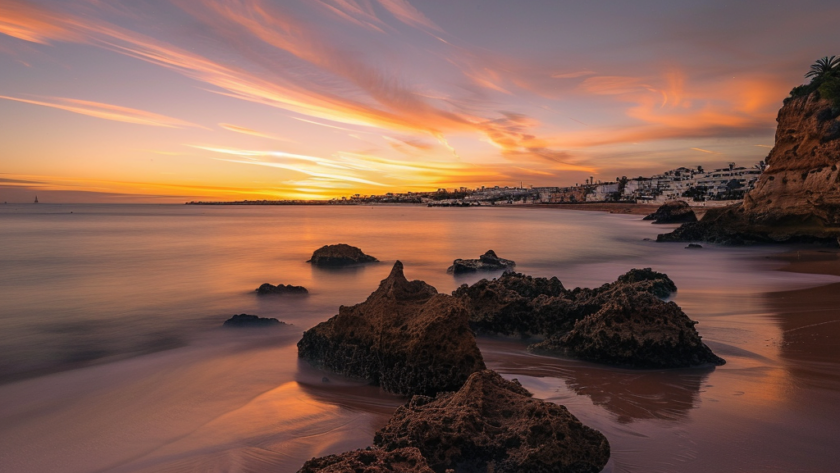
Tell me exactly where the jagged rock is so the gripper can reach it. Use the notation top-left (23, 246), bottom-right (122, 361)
top-left (222, 314), bottom-right (283, 328)
top-left (374, 370), bottom-right (610, 473)
top-left (453, 268), bottom-right (676, 337)
top-left (530, 289), bottom-right (725, 368)
top-left (307, 244), bottom-right (378, 266)
top-left (297, 261), bottom-right (485, 396)
top-left (686, 243), bottom-right (703, 249)
top-left (255, 283), bottom-right (308, 295)
top-left (454, 269), bottom-right (719, 368)
top-left (298, 447), bottom-right (434, 473)
top-left (643, 200), bottom-right (698, 224)
top-left (447, 250), bottom-right (515, 274)
top-left (659, 92), bottom-right (840, 244)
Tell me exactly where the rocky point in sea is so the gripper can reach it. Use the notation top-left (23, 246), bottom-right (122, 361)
top-left (255, 283), bottom-right (308, 295)
top-left (659, 86), bottom-right (840, 245)
top-left (454, 268), bottom-right (724, 368)
top-left (297, 447), bottom-right (434, 473)
top-left (297, 261), bottom-right (485, 396)
top-left (307, 244), bottom-right (379, 266)
top-left (447, 249), bottom-right (515, 274)
top-left (643, 200), bottom-right (698, 224)
top-left (222, 314), bottom-right (284, 328)
top-left (373, 369), bottom-right (611, 473)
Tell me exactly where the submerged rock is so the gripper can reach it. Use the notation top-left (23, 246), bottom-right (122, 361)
top-left (530, 289), bottom-right (725, 368)
top-left (297, 261), bottom-right (485, 396)
top-left (374, 370), bottom-right (610, 473)
top-left (643, 200), bottom-right (698, 224)
top-left (297, 447), bottom-right (434, 473)
top-left (222, 314), bottom-right (283, 328)
top-left (255, 283), bottom-right (308, 295)
top-left (686, 243), bottom-right (703, 249)
top-left (447, 250), bottom-right (516, 274)
top-left (307, 244), bottom-right (378, 266)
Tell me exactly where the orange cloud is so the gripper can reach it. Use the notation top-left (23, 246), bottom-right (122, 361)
top-left (0, 95), bottom-right (202, 128)
top-left (218, 123), bottom-right (292, 141)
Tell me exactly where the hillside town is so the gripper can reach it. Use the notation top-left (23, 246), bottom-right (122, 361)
top-left (335, 161), bottom-right (766, 206)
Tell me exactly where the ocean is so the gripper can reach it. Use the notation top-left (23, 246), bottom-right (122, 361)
top-left (1, 204), bottom-right (838, 472)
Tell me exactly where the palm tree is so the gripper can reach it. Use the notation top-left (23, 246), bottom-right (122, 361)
top-left (805, 56), bottom-right (840, 79)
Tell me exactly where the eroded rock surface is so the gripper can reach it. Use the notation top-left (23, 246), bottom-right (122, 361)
top-left (447, 250), bottom-right (515, 274)
top-left (643, 200), bottom-right (698, 224)
top-left (659, 92), bottom-right (840, 244)
top-left (374, 370), bottom-right (610, 473)
top-left (297, 447), bottom-right (434, 473)
top-left (454, 269), bottom-right (721, 368)
top-left (308, 244), bottom-right (378, 266)
top-left (530, 289), bottom-right (725, 368)
top-left (297, 261), bottom-right (485, 396)
top-left (255, 283), bottom-right (308, 295)
top-left (222, 314), bottom-right (283, 328)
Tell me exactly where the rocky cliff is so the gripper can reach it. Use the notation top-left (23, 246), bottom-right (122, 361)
top-left (660, 92), bottom-right (840, 244)
top-left (743, 93), bottom-right (840, 229)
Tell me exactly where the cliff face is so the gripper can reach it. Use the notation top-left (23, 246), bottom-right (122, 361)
top-left (743, 93), bottom-right (840, 229)
top-left (659, 92), bottom-right (840, 244)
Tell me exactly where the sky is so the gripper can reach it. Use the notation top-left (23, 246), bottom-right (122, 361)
top-left (0, 0), bottom-right (837, 202)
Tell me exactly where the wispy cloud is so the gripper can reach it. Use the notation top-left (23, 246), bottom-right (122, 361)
top-left (218, 123), bottom-right (292, 141)
top-left (0, 95), bottom-right (201, 128)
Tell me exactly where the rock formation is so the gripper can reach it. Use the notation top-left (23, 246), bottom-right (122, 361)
top-left (643, 200), bottom-right (698, 224)
top-left (530, 289), bottom-right (726, 368)
top-left (659, 91), bottom-right (840, 244)
top-left (298, 447), bottom-right (434, 473)
top-left (447, 250), bottom-right (516, 274)
top-left (308, 244), bottom-right (378, 266)
top-left (374, 370), bottom-right (611, 473)
top-left (454, 269), bottom-right (723, 368)
top-left (297, 261), bottom-right (485, 396)
top-left (222, 314), bottom-right (284, 328)
top-left (255, 283), bottom-right (308, 295)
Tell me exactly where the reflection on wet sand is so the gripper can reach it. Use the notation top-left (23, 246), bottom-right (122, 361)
top-left (477, 337), bottom-right (710, 424)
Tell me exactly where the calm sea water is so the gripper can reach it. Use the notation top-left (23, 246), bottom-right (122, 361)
top-left (0, 204), bottom-right (838, 472)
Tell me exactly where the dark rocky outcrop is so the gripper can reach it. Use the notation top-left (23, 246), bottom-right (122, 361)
top-left (454, 269), bottom-right (722, 368)
top-left (297, 261), bottom-right (485, 396)
top-left (447, 250), bottom-right (515, 274)
top-left (374, 370), bottom-right (610, 473)
top-left (453, 268), bottom-right (675, 337)
top-left (643, 200), bottom-right (698, 224)
top-left (222, 314), bottom-right (283, 328)
top-left (297, 447), bottom-right (434, 473)
top-left (255, 283), bottom-right (308, 295)
top-left (308, 244), bottom-right (378, 266)
top-left (659, 92), bottom-right (840, 245)
top-left (530, 289), bottom-right (726, 368)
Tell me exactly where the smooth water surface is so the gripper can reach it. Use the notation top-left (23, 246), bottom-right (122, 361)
top-left (0, 204), bottom-right (838, 472)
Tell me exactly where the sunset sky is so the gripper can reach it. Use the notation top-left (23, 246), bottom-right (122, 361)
top-left (1, 0), bottom-right (837, 202)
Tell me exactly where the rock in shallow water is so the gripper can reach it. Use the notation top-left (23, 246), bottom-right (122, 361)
top-left (374, 370), bottom-right (611, 473)
top-left (447, 249), bottom-right (515, 274)
top-left (297, 447), bottom-right (434, 473)
top-left (643, 200), bottom-right (698, 224)
top-left (222, 314), bottom-right (283, 328)
top-left (307, 243), bottom-right (378, 266)
top-left (297, 261), bottom-right (485, 396)
top-left (530, 288), bottom-right (726, 368)
top-left (454, 268), bottom-right (723, 368)
top-left (255, 283), bottom-right (308, 295)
